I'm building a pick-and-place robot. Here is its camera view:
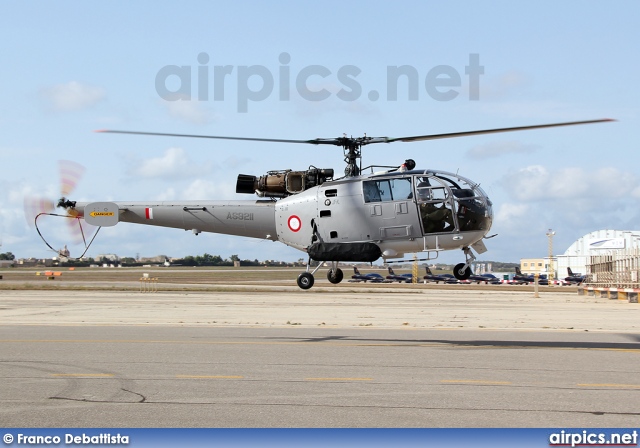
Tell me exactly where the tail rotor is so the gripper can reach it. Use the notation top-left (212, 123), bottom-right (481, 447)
top-left (23, 160), bottom-right (97, 256)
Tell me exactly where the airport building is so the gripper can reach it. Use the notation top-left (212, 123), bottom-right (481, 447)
top-left (520, 230), bottom-right (640, 280)
top-left (520, 258), bottom-right (546, 276)
top-left (0, 260), bottom-right (15, 268)
top-left (557, 230), bottom-right (640, 279)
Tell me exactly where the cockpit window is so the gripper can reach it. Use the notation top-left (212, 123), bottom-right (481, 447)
top-left (414, 176), bottom-right (455, 233)
top-left (363, 178), bottom-right (412, 203)
top-left (413, 173), bottom-right (493, 233)
top-left (415, 177), bottom-right (448, 203)
top-left (389, 178), bottom-right (412, 200)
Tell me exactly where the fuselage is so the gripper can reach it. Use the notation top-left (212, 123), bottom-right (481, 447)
top-left (75, 169), bottom-right (493, 262)
top-left (274, 169), bottom-right (493, 259)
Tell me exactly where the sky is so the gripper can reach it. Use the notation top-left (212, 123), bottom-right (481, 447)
top-left (1, 1), bottom-right (638, 264)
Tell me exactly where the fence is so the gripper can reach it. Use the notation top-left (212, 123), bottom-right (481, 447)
top-left (586, 248), bottom-right (640, 289)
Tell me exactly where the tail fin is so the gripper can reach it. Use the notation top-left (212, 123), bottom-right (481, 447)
top-left (388, 267), bottom-right (395, 275)
top-left (567, 267), bottom-right (573, 276)
top-left (425, 266), bottom-right (433, 275)
top-left (515, 266), bottom-right (522, 275)
top-left (353, 267), bottom-right (360, 275)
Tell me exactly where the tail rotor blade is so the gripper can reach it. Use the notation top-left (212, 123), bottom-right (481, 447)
top-left (23, 196), bottom-right (55, 228)
top-left (59, 160), bottom-right (86, 197)
top-left (66, 216), bottom-right (97, 245)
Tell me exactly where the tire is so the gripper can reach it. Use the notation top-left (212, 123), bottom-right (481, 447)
top-left (453, 263), bottom-right (472, 280)
top-left (297, 272), bottom-right (315, 289)
top-left (327, 268), bottom-right (344, 284)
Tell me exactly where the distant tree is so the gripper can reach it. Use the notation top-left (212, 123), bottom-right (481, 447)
top-left (194, 253), bottom-right (225, 266)
top-left (182, 256), bottom-right (197, 266)
top-left (61, 258), bottom-right (91, 267)
top-left (0, 252), bottom-right (15, 260)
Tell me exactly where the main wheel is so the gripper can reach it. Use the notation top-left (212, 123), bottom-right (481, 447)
top-left (327, 268), bottom-right (344, 284)
top-left (453, 263), bottom-right (472, 280)
top-left (297, 272), bottom-right (315, 290)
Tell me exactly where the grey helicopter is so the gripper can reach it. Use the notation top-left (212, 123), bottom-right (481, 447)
top-left (46, 118), bottom-right (611, 289)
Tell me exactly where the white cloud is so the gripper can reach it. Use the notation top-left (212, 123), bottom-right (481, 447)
top-left (495, 202), bottom-right (530, 227)
top-left (494, 165), bottom-right (640, 248)
top-left (501, 165), bottom-right (548, 200)
top-left (183, 179), bottom-right (235, 199)
top-left (502, 165), bottom-right (640, 202)
top-left (154, 187), bottom-right (177, 201)
top-left (127, 147), bottom-right (213, 180)
top-left (41, 81), bottom-right (106, 112)
top-left (162, 94), bottom-right (215, 124)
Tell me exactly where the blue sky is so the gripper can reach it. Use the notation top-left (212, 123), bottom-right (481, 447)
top-left (1, 1), bottom-right (638, 263)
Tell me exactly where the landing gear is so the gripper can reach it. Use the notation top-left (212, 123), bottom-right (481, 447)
top-left (297, 272), bottom-right (315, 290)
top-left (453, 246), bottom-right (476, 280)
top-left (453, 263), bottom-right (471, 280)
top-left (327, 267), bottom-right (344, 284)
top-left (297, 260), bottom-right (343, 289)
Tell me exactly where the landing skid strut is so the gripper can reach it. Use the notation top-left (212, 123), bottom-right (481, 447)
top-left (297, 260), bottom-right (344, 290)
top-left (453, 247), bottom-right (476, 281)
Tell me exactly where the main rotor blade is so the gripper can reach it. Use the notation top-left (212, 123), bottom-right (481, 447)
top-left (384, 119), bottom-right (615, 143)
top-left (95, 129), bottom-right (333, 145)
top-left (97, 118), bottom-right (614, 148)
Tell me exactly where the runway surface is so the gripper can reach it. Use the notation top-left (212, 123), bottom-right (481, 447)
top-left (1, 287), bottom-right (639, 427)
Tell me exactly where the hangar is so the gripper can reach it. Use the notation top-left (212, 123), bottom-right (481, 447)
top-left (556, 229), bottom-right (640, 280)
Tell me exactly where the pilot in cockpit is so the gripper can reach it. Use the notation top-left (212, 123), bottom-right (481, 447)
top-left (421, 202), bottom-right (454, 232)
top-left (416, 181), bottom-right (431, 201)
top-left (417, 182), bottom-right (454, 233)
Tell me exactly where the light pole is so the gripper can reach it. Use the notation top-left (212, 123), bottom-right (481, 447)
top-left (546, 229), bottom-right (556, 281)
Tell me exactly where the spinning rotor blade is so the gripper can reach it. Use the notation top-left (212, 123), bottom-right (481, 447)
top-left (383, 119), bottom-right (616, 144)
top-left (58, 160), bottom-right (97, 243)
top-left (98, 118), bottom-right (614, 147)
top-left (23, 197), bottom-right (55, 228)
top-left (24, 160), bottom-right (97, 245)
top-left (59, 160), bottom-right (86, 197)
top-left (96, 129), bottom-right (383, 147)
top-left (96, 129), bottom-right (320, 145)
top-left (98, 118), bottom-right (614, 178)
top-left (66, 215), bottom-right (97, 245)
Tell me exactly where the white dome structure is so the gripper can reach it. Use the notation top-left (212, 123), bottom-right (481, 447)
top-left (556, 230), bottom-right (640, 279)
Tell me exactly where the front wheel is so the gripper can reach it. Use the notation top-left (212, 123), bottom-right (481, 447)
top-left (297, 272), bottom-right (315, 290)
top-left (327, 268), bottom-right (344, 284)
top-left (453, 263), bottom-right (472, 280)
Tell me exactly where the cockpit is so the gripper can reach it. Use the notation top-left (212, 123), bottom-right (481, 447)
top-left (362, 170), bottom-right (493, 235)
top-left (414, 171), bottom-right (492, 234)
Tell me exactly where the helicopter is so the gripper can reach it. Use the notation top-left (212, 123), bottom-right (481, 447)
top-left (47, 118), bottom-right (612, 289)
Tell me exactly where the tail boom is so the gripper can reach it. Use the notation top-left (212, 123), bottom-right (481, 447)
top-left (77, 200), bottom-right (277, 240)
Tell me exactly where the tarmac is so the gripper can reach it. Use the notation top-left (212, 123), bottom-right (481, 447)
top-left (2, 284), bottom-right (640, 427)
top-left (0, 286), bottom-right (638, 332)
